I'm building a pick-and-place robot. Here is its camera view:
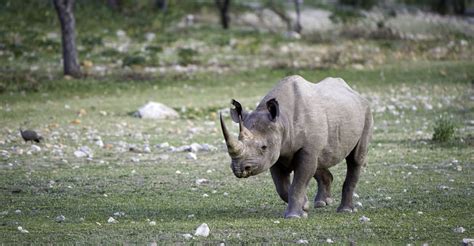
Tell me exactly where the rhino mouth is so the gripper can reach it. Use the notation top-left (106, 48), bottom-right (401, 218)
top-left (232, 161), bottom-right (259, 178)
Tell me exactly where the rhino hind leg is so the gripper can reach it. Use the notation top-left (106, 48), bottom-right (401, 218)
top-left (314, 169), bottom-right (334, 208)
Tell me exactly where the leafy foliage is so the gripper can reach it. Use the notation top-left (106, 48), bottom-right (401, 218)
top-left (432, 116), bottom-right (457, 142)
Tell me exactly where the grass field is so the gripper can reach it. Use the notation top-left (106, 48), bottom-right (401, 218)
top-left (1, 60), bottom-right (473, 244)
top-left (1, 1), bottom-right (473, 244)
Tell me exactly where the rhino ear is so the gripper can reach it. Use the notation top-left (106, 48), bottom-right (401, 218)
top-left (266, 98), bottom-right (279, 122)
top-left (230, 99), bottom-right (244, 123)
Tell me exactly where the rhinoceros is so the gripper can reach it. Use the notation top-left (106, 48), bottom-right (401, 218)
top-left (219, 75), bottom-right (373, 218)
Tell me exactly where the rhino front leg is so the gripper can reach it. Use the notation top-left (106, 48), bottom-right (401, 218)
top-left (285, 152), bottom-right (317, 219)
top-left (271, 164), bottom-right (311, 211)
top-left (314, 168), bottom-right (334, 208)
top-left (270, 164), bottom-right (290, 203)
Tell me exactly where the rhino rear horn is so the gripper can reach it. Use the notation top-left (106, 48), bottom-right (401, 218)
top-left (220, 112), bottom-right (243, 157)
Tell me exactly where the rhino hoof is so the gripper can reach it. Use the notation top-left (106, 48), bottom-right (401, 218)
top-left (285, 211), bottom-right (308, 219)
top-left (314, 200), bottom-right (327, 208)
top-left (337, 206), bottom-right (355, 213)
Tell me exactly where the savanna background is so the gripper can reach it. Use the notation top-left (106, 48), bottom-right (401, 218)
top-left (0, 0), bottom-right (473, 244)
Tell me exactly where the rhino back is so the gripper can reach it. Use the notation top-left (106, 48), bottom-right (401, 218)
top-left (260, 75), bottom-right (370, 167)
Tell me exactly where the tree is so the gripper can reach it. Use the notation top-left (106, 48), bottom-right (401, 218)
top-left (293, 0), bottom-right (303, 34)
top-left (107, 0), bottom-right (121, 11)
top-left (53, 0), bottom-right (81, 78)
top-left (215, 0), bottom-right (231, 29)
top-left (155, 0), bottom-right (167, 12)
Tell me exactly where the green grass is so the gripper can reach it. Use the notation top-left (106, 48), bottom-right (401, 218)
top-left (1, 60), bottom-right (473, 244)
top-left (0, 1), bottom-right (473, 244)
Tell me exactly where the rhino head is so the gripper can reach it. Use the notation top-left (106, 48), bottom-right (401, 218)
top-left (220, 98), bottom-right (282, 178)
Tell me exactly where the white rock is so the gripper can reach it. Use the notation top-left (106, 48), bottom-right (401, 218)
top-left (454, 227), bottom-right (466, 233)
top-left (131, 157), bottom-right (140, 163)
top-left (55, 215), bottom-right (66, 223)
top-left (353, 192), bottom-right (360, 198)
top-left (17, 226), bottom-right (29, 233)
top-left (195, 178), bottom-right (209, 185)
top-left (296, 239), bottom-right (309, 244)
top-left (326, 238), bottom-right (334, 243)
top-left (201, 144), bottom-right (217, 151)
top-left (95, 139), bottom-right (104, 148)
top-left (176, 170), bottom-right (182, 174)
top-left (145, 32), bottom-right (156, 42)
top-left (273, 220), bottom-right (280, 224)
top-left (143, 145), bottom-right (151, 153)
top-left (190, 143), bottom-right (202, 152)
top-left (30, 145), bottom-right (41, 152)
top-left (186, 152), bottom-right (197, 160)
top-left (74, 146), bottom-right (93, 158)
top-left (15, 209), bottom-right (21, 214)
top-left (202, 193), bottom-right (209, 198)
top-left (108, 217), bottom-right (118, 224)
top-left (157, 142), bottom-right (169, 148)
top-left (359, 215), bottom-right (370, 222)
top-left (113, 211), bottom-right (125, 217)
top-left (462, 238), bottom-right (474, 245)
top-left (135, 102), bottom-right (179, 119)
top-left (355, 201), bottom-right (363, 208)
top-left (188, 214), bottom-right (195, 218)
top-left (149, 221), bottom-right (156, 226)
top-left (194, 223), bottom-right (210, 237)
top-left (223, 192), bottom-right (229, 196)
top-left (182, 233), bottom-right (193, 240)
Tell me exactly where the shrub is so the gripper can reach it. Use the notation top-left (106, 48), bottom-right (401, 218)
top-left (432, 116), bottom-right (456, 142)
top-left (177, 48), bottom-right (198, 66)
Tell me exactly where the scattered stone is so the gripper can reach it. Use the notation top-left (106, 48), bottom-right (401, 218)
top-left (223, 192), bottom-right (229, 196)
top-left (15, 209), bottom-right (21, 214)
top-left (273, 220), bottom-right (280, 224)
top-left (176, 170), bottom-right (182, 174)
top-left (30, 145), bottom-right (41, 152)
top-left (296, 239), bottom-right (309, 244)
top-left (194, 223), bottom-right (210, 237)
top-left (355, 201), bottom-right (363, 208)
top-left (353, 193), bottom-right (360, 198)
top-left (202, 193), bottom-right (209, 198)
top-left (131, 157), bottom-right (140, 163)
top-left (143, 145), bottom-right (151, 153)
top-left (326, 238), bottom-right (334, 243)
top-left (195, 178), bottom-right (209, 185)
top-left (186, 152), bottom-right (197, 160)
top-left (113, 211), bottom-right (126, 217)
top-left (149, 221), bottom-right (156, 226)
top-left (437, 185), bottom-right (450, 190)
top-left (55, 215), bottom-right (66, 223)
top-left (158, 154), bottom-right (169, 160)
top-left (157, 142), bottom-right (169, 149)
top-left (182, 233), bottom-right (193, 240)
top-left (134, 102), bottom-right (179, 119)
top-left (17, 226), bottom-right (29, 233)
top-left (462, 238), bottom-right (474, 246)
top-left (74, 146), bottom-right (93, 158)
top-left (454, 227), bottom-right (466, 233)
top-left (359, 215), bottom-right (370, 222)
top-left (188, 214), bottom-right (195, 219)
top-left (108, 217), bottom-right (118, 224)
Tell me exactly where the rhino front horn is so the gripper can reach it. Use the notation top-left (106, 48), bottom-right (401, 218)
top-left (220, 112), bottom-right (243, 157)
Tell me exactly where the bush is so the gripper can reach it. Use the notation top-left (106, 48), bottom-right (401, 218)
top-left (122, 55), bottom-right (146, 67)
top-left (177, 48), bottom-right (198, 66)
top-left (432, 116), bottom-right (456, 142)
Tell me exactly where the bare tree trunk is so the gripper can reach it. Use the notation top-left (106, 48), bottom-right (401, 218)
top-left (215, 0), bottom-right (230, 29)
top-left (107, 0), bottom-right (121, 10)
top-left (155, 0), bottom-right (167, 12)
top-left (53, 0), bottom-right (81, 78)
top-left (294, 0), bottom-right (303, 34)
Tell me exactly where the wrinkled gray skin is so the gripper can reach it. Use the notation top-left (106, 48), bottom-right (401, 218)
top-left (220, 75), bottom-right (373, 219)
